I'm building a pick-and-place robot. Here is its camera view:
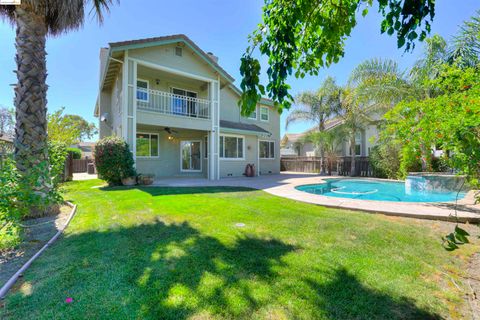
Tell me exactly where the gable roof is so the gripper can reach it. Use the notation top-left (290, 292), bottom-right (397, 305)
top-left (282, 117), bottom-right (344, 142)
top-left (109, 34), bottom-right (235, 83)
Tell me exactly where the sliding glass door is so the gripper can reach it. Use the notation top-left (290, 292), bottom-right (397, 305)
top-left (180, 140), bottom-right (201, 172)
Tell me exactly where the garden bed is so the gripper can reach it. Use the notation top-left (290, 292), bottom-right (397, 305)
top-left (0, 205), bottom-right (72, 287)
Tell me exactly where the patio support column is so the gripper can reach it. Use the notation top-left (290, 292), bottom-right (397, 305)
top-left (209, 79), bottom-right (220, 180)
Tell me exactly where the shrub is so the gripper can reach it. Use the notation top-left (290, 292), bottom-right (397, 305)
top-left (49, 141), bottom-right (68, 189)
top-left (369, 144), bottom-right (402, 179)
top-left (94, 136), bottom-right (136, 185)
top-left (67, 147), bottom-right (82, 159)
top-left (0, 159), bottom-right (24, 250)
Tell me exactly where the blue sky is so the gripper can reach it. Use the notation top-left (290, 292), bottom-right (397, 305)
top-left (0, 0), bottom-right (479, 140)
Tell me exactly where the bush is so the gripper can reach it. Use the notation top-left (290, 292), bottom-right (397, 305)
top-left (0, 159), bottom-right (24, 250)
top-left (67, 147), bottom-right (82, 159)
top-left (369, 144), bottom-right (402, 179)
top-left (94, 136), bottom-right (136, 185)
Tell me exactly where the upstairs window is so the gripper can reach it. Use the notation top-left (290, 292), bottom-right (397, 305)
top-left (137, 79), bottom-right (149, 102)
top-left (260, 106), bottom-right (269, 121)
top-left (248, 107), bottom-right (257, 120)
top-left (259, 141), bottom-right (275, 159)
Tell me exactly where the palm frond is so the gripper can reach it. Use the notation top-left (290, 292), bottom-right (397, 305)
top-left (0, 0), bottom-right (117, 35)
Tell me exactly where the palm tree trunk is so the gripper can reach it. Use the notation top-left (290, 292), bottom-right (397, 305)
top-left (350, 134), bottom-right (356, 177)
top-left (14, 6), bottom-right (50, 209)
top-left (320, 144), bottom-right (326, 174)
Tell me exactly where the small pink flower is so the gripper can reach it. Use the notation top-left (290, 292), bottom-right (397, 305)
top-left (65, 297), bottom-right (73, 304)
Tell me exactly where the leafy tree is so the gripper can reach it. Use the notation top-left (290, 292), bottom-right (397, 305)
top-left (0, 106), bottom-right (14, 138)
top-left (48, 108), bottom-right (97, 145)
top-left (0, 0), bottom-right (115, 206)
top-left (286, 77), bottom-right (339, 173)
top-left (384, 63), bottom-right (480, 183)
top-left (239, 0), bottom-right (436, 114)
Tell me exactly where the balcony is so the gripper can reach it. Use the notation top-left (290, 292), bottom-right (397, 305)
top-left (136, 88), bottom-right (210, 119)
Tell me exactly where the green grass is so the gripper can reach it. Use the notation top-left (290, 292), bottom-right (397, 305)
top-left (1, 179), bottom-right (477, 319)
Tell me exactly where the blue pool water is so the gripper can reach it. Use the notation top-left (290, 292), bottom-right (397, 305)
top-left (296, 179), bottom-right (466, 202)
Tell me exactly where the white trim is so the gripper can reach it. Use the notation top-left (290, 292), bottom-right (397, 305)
top-left (219, 134), bottom-right (245, 161)
top-left (135, 132), bottom-right (160, 158)
top-left (132, 60), bottom-right (138, 164)
top-left (258, 140), bottom-right (276, 160)
top-left (136, 78), bottom-right (150, 103)
top-left (180, 140), bottom-right (202, 172)
top-left (130, 57), bottom-right (215, 82)
top-left (260, 106), bottom-right (269, 122)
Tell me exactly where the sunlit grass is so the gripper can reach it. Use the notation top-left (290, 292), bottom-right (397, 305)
top-left (1, 179), bottom-right (477, 319)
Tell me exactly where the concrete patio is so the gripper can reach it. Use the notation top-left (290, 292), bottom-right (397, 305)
top-left (153, 172), bottom-right (480, 223)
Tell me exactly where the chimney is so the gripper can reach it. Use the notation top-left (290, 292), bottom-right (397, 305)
top-left (99, 47), bottom-right (109, 82)
top-left (207, 51), bottom-right (219, 63)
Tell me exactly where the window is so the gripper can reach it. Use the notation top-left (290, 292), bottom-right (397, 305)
top-left (175, 47), bottom-right (183, 56)
top-left (349, 132), bottom-right (362, 156)
top-left (220, 135), bottom-right (244, 159)
top-left (259, 141), bottom-right (275, 159)
top-left (248, 107), bottom-right (257, 120)
top-left (136, 133), bottom-right (159, 157)
top-left (260, 106), bottom-right (269, 121)
top-left (137, 79), bottom-right (149, 102)
top-left (204, 136), bottom-right (208, 158)
top-left (172, 87), bottom-right (197, 116)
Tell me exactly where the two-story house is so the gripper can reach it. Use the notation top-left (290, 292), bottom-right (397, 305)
top-left (94, 34), bottom-right (280, 180)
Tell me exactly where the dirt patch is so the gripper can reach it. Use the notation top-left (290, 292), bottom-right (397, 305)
top-left (0, 205), bottom-right (72, 286)
top-left (467, 253), bottom-right (480, 320)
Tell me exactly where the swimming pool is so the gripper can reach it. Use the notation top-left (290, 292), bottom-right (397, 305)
top-left (295, 179), bottom-right (466, 202)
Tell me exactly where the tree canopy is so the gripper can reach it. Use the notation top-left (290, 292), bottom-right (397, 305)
top-left (239, 0), bottom-right (436, 114)
top-left (48, 108), bottom-right (97, 146)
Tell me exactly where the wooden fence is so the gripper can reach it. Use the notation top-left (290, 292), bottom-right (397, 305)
top-left (281, 156), bottom-right (373, 177)
top-left (72, 158), bottom-right (94, 173)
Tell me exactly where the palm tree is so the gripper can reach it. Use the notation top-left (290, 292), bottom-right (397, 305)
top-left (303, 127), bottom-right (345, 175)
top-left (0, 1), bottom-right (115, 207)
top-left (448, 10), bottom-right (480, 67)
top-left (338, 58), bottom-right (406, 176)
top-left (286, 77), bottom-right (339, 174)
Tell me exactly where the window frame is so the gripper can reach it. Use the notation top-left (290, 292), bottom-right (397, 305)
top-left (248, 107), bottom-right (257, 120)
top-left (219, 134), bottom-right (245, 160)
top-left (260, 106), bottom-right (269, 122)
top-left (259, 140), bottom-right (275, 159)
top-left (136, 79), bottom-right (150, 103)
top-left (180, 140), bottom-right (202, 172)
top-left (136, 132), bottom-right (159, 158)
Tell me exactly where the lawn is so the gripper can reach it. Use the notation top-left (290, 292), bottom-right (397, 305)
top-left (1, 179), bottom-right (478, 319)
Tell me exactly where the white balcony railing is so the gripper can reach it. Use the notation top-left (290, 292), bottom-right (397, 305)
top-left (136, 88), bottom-right (210, 119)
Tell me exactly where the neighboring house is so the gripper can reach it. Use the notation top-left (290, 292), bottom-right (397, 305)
top-left (281, 118), bottom-right (361, 157)
top-left (70, 142), bottom-right (96, 158)
top-left (0, 134), bottom-right (14, 156)
top-left (94, 34), bottom-right (280, 180)
top-left (281, 133), bottom-right (315, 157)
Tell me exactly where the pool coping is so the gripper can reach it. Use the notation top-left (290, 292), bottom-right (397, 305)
top-left (265, 176), bottom-right (479, 223)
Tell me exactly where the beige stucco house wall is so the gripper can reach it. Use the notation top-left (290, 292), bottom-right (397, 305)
top-left (95, 34), bottom-right (280, 180)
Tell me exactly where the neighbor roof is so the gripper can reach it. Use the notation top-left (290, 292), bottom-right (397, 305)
top-left (283, 117), bottom-right (344, 141)
top-left (220, 120), bottom-right (270, 135)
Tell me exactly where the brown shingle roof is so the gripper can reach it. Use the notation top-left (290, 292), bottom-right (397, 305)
top-left (220, 120), bottom-right (270, 135)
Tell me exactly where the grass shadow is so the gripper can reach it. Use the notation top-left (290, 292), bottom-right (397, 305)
top-left (99, 185), bottom-right (256, 197)
top-left (303, 268), bottom-right (441, 319)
